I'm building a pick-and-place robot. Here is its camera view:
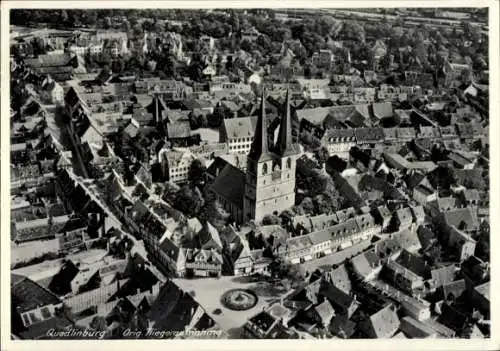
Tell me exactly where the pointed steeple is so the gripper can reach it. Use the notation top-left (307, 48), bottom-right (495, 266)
top-left (248, 90), bottom-right (272, 162)
top-left (276, 89), bottom-right (294, 156)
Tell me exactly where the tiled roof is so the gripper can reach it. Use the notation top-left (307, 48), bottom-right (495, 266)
top-left (25, 53), bottom-right (72, 68)
top-left (396, 250), bottom-right (429, 278)
top-left (462, 189), bottom-right (480, 202)
top-left (200, 221), bottom-right (223, 249)
top-left (159, 237), bottom-right (181, 262)
top-left (439, 126), bottom-right (458, 137)
top-left (418, 126), bottom-right (440, 138)
top-left (167, 121), bottom-right (191, 139)
top-left (247, 311), bottom-right (278, 334)
top-left (11, 274), bottom-right (61, 313)
top-left (442, 279), bottom-right (466, 300)
top-left (431, 265), bottom-right (456, 288)
top-left (375, 229), bottom-right (421, 257)
top-left (354, 127), bottom-right (384, 143)
top-left (444, 207), bottom-right (479, 231)
top-left (395, 207), bottom-right (413, 223)
top-left (123, 122), bottom-right (139, 138)
top-left (209, 163), bottom-right (245, 208)
top-left (383, 128), bottom-right (397, 140)
top-left (308, 229), bottom-right (332, 246)
top-left (309, 213), bottom-right (339, 232)
top-left (132, 108), bottom-right (154, 124)
top-left (19, 316), bottom-right (73, 339)
top-left (368, 305), bottom-right (400, 338)
top-left (321, 128), bottom-right (356, 142)
top-left (329, 314), bottom-right (356, 338)
top-left (223, 116), bottom-right (258, 139)
top-left (313, 299), bottom-right (335, 325)
top-left (287, 235), bottom-right (313, 251)
top-left (384, 260), bottom-right (423, 283)
top-left (220, 100), bottom-right (240, 112)
top-left (396, 127), bottom-right (416, 140)
top-left (295, 107), bottom-right (331, 125)
top-left (474, 281), bottom-right (489, 300)
top-left (324, 264), bottom-right (351, 294)
top-left (319, 280), bottom-right (356, 311)
top-left (373, 102), bottom-right (393, 119)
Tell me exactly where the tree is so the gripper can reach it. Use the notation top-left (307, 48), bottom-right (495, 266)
top-left (341, 22), bottom-right (365, 43)
top-left (316, 15), bottom-right (340, 37)
top-left (240, 39), bottom-right (253, 53)
top-left (161, 181), bottom-right (180, 203)
top-left (209, 106), bottom-right (226, 128)
top-left (200, 197), bottom-right (229, 229)
top-left (31, 37), bottom-right (47, 56)
top-left (256, 35), bottom-right (272, 53)
top-left (111, 58), bottom-right (125, 74)
top-left (154, 20), bottom-right (165, 33)
top-left (413, 39), bottom-right (429, 67)
top-left (188, 159), bottom-right (206, 186)
top-left (269, 259), bottom-right (305, 289)
top-left (299, 131), bottom-right (321, 150)
top-left (315, 146), bottom-right (329, 166)
top-left (157, 53), bottom-right (177, 78)
top-left (173, 185), bottom-right (205, 217)
top-left (133, 23), bottom-right (143, 36)
top-left (121, 19), bottom-right (131, 32)
top-left (272, 27), bottom-right (292, 42)
top-left (262, 214), bottom-right (281, 225)
top-left (152, 183), bottom-right (165, 196)
top-left (60, 10), bottom-right (70, 26)
top-left (300, 197), bottom-right (315, 214)
top-left (187, 61), bottom-right (203, 82)
top-left (103, 17), bottom-right (112, 29)
top-left (429, 165), bottom-right (457, 190)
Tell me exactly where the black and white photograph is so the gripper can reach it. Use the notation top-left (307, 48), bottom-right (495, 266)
top-left (2, 2), bottom-right (498, 348)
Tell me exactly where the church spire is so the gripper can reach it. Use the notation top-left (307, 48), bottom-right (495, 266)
top-left (248, 90), bottom-right (272, 162)
top-left (276, 89), bottom-right (294, 156)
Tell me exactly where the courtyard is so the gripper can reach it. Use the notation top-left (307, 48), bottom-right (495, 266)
top-left (172, 275), bottom-right (291, 338)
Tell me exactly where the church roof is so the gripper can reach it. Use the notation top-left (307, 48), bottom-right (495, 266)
top-left (248, 90), bottom-right (274, 162)
top-left (209, 163), bottom-right (245, 208)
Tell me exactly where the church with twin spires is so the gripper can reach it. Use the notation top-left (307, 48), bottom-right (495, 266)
top-left (208, 90), bottom-right (300, 224)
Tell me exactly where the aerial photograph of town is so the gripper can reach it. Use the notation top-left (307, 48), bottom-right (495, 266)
top-left (8, 7), bottom-right (490, 340)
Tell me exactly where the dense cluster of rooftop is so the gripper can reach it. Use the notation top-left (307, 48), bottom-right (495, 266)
top-left (10, 7), bottom-right (489, 340)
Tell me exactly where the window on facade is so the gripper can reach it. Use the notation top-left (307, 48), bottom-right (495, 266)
top-left (286, 158), bottom-right (292, 169)
top-left (21, 313), bottom-right (31, 327)
top-left (29, 312), bottom-right (41, 324)
top-left (40, 307), bottom-right (51, 319)
top-left (262, 163), bottom-right (268, 175)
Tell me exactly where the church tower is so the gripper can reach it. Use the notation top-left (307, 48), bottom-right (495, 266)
top-left (243, 90), bottom-right (299, 223)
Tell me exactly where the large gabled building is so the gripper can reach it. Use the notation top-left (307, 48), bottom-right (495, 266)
top-left (209, 90), bottom-right (300, 224)
top-left (243, 90), bottom-right (300, 223)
